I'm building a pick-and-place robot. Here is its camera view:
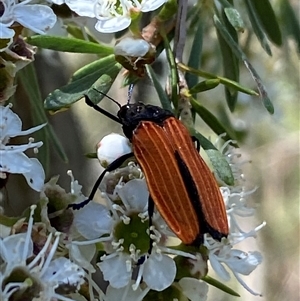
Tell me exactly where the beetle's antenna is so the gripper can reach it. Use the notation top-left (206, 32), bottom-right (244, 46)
top-left (92, 88), bottom-right (122, 109)
top-left (127, 84), bottom-right (134, 104)
top-left (85, 95), bottom-right (122, 124)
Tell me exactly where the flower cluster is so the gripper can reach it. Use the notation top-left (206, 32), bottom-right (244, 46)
top-left (0, 205), bottom-right (85, 301)
top-left (0, 0), bottom-right (56, 52)
top-left (0, 112), bottom-right (265, 301)
top-left (35, 133), bottom-right (263, 301)
top-left (49, 0), bottom-right (167, 33)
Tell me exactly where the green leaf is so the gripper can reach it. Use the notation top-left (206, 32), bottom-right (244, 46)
top-left (213, 15), bottom-right (274, 114)
top-left (280, 0), bottom-right (300, 52)
top-left (190, 97), bottom-right (235, 143)
top-left (179, 63), bottom-right (257, 96)
top-left (202, 275), bottom-right (240, 297)
top-left (26, 35), bottom-right (114, 56)
top-left (243, 60), bottom-right (274, 114)
top-left (0, 214), bottom-right (20, 227)
top-left (189, 129), bottom-right (235, 186)
top-left (189, 79), bottom-right (220, 94)
top-left (146, 65), bottom-right (173, 112)
top-left (251, 0), bottom-right (282, 46)
top-left (215, 7), bottom-right (240, 112)
top-left (163, 34), bottom-right (178, 109)
top-left (185, 19), bottom-right (203, 90)
top-left (44, 55), bottom-right (121, 112)
top-left (18, 64), bottom-right (68, 168)
top-left (224, 7), bottom-right (245, 32)
top-left (243, 0), bottom-right (272, 55)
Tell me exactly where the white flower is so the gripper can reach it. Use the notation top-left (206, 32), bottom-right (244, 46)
top-left (0, 0), bottom-right (57, 51)
top-left (71, 168), bottom-right (189, 292)
top-left (0, 205), bottom-right (85, 301)
top-left (200, 140), bottom-right (266, 296)
top-left (94, 0), bottom-right (167, 33)
top-left (0, 104), bottom-right (46, 191)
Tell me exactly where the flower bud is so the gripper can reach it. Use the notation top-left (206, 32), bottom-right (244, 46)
top-left (114, 37), bottom-right (156, 77)
top-left (97, 133), bottom-right (132, 168)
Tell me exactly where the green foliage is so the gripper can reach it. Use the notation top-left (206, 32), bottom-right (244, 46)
top-left (44, 55), bottom-right (121, 112)
top-left (27, 35), bottom-right (113, 56)
top-left (202, 275), bottom-right (240, 297)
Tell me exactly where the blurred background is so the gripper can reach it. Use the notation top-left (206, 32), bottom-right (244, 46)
top-left (4, 1), bottom-right (299, 301)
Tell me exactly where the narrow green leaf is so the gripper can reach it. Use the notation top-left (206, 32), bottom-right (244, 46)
top-left (18, 64), bottom-right (68, 167)
top-left (189, 129), bottom-right (234, 186)
top-left (213, 15), bottom-right (274, 114)
top-left (224, 7), bottom-right (245, 32)
top-left (163, 35), bottom-right (178, 109)
top-left (45, 56), bottom-right (121, 112)
top-left (202, 275), bottom-right (240, 297)
top-left (213, 14), bottom-right (247, 60)
top-left (179, 63), bottom-right (257, 96)
top-left (71, 55), bottom-right (116, 81)
top-left (0, 214), bottom-right (20, 227)
top-left (252, 0), bottom-right (282, 46)
top-left (243, 60), bottom-right (274, 114)
top-left (189, 79), bottom-right (220, 94)
top-left (243, 0), bottom-right (272, 55)
top-left (185, 19), bottom-right (203, 90)
top-left (146, 65), bottom-right (173, 112)
top-left (280, 0), bottom-right (300, 52)
top-left (215, 7), bottom-right (240, 112)
top-left (190, 97), bottom-right (235, 143)
top-left (26, 35), bottom-right (114, 56)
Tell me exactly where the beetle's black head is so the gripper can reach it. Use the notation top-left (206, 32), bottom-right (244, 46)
top-left (117, 102), bottom-right (174, 140)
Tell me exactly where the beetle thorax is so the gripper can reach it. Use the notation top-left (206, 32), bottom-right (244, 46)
top-left (117, 103), bottom-right (174, 140)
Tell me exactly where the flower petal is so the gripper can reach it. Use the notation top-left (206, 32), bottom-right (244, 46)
top-left (0, 151), bottom-right (34, 173)
top-left (9, 123), bottom-right (47, 138)
top-left (143, 253), bottom-right (176, 291)
top-left (95, 17), bottom-right (131, 33)
top-left (225, 250), bottom-right (263, 275)
top-left (0, 105), bottom-right (22, 140)
top-left (117, 179), bottom-right (149, 211)
top-left (209, 253), bottom-right (231, 281)
top-left (66, 0), bottom-right (96, 17)
top-left (0, 25), bottom-right (14, 51)
top-left (99, 254), bottom-right (132, 288)
top-left (141, 0), bottom-right (167, 12)
top-left (73, 201), bottom-right (113, 239)
top-left (0, 233), bottom-right (33, 268)
top-left (14, 5), bottom-right (57, 34)
top-left (178, 278), bottom-right (208, 301)
top-left (23, 158), bottom-right (45, 191)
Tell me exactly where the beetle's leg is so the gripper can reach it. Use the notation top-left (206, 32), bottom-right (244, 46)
top-left (147, 195), bottom-right (155, 254)
top-left (68, 152), bottom-right (134, 210)
top-left (192, 136), bottom-right (200, 152)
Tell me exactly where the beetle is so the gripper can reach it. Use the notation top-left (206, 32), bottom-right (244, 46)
top-left (71, 91), bottom-right (229, 246)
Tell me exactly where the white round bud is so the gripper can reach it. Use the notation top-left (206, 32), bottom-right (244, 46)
top-left (114, 37), bottom-right (150, 57)
top-left (97, 133), bottom-right (132, 168)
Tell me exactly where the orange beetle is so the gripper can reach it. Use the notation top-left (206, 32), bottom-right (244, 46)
top-left (71, 96), bottom-right (229, 246)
